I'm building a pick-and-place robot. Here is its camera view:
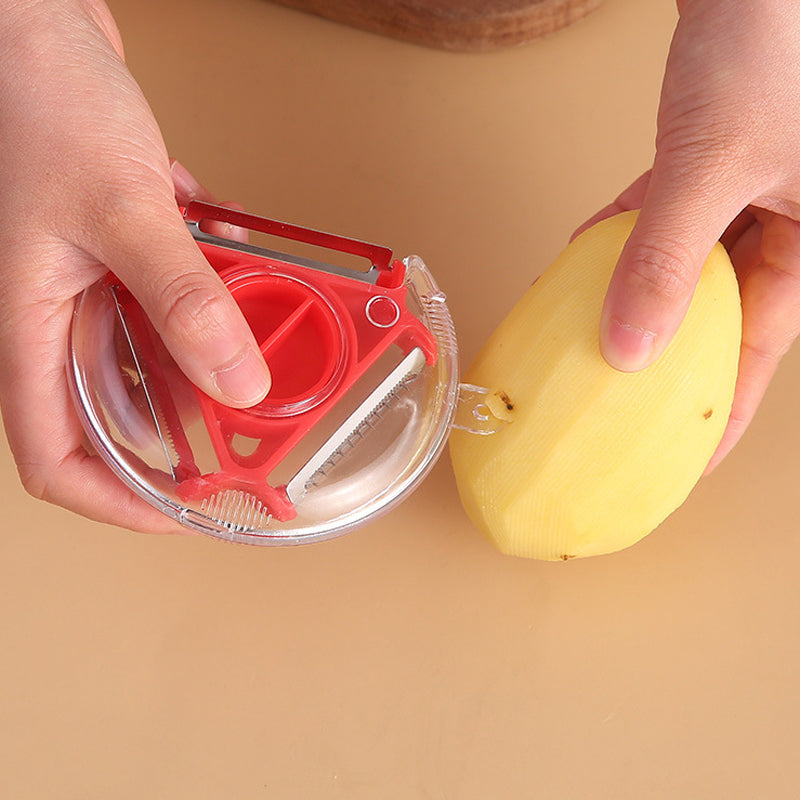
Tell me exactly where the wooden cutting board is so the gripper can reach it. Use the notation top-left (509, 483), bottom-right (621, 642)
top-left (270, 0), bottom-right (605, 51)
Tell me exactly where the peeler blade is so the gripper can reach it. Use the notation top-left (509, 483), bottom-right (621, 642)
top-left (110, 285), bottom-right (200, 483)
top-left (110, 285), bottom-right (180, 479)
top-left (285, 347), bottom-right (427, 504)
top-left (184, 201), bottom-right (393, 286)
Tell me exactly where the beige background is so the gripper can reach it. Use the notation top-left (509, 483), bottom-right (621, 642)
top-left (3, 0), bottom-right (799, 797)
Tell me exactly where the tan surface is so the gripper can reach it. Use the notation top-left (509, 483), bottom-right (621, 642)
top-left (2, 0), bottom-right (799, 797)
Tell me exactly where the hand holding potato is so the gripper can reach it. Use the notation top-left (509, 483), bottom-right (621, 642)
top-left (583, 0), bottom-right (800, 471)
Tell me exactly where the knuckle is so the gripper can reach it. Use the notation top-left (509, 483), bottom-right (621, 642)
top-left (658, 94), bottom-right (750, 157)
top-left (743, 333), bottom-right (792, 369)
top-left (80, 177), bottom-right (171, 252)
top-left (90, 174), bottom-right (163, 225)
top-left (157, 271), bottom-right (229, 340)
top-left (656, 115), bottom-right (756, 193)
top-left (659, 123), bottom-right (739, 164)
top-left (18, 462), bottom-right (53, 503)
top-left (761, 251), bottom-right (800, 293)
top-left (625, 239), bottom-right (696, 302)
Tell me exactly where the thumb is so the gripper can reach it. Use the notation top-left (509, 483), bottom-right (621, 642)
top-left (599, 155), bottom-right (746, 372)
top-left (94, 195), bottom-right (271, 408)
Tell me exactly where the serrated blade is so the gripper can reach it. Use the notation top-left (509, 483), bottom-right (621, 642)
top-left (285, 347), bottom-right (427, 504)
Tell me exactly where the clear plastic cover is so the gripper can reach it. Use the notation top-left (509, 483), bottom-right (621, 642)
top-left (68, 251), bottom-right (458, 545)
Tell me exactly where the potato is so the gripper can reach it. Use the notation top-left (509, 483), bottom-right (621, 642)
top-left (450, 211), bottom-right (741, 560)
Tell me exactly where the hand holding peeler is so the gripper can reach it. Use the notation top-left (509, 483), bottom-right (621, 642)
top-left (68, 201), bottom-right (494, 544)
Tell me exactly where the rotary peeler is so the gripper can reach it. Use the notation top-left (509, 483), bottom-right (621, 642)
top-left (68, 201), bottom-right (504, 544)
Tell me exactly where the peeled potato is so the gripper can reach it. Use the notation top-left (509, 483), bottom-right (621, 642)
top-left (450, 211), bottom-right (741, 560)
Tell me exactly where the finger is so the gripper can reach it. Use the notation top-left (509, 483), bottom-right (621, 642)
top-left (600, 151), bottom-right (749, 372)
top-left (0, 298), bottom-right (181, 533)
top-left (706, 214), bottom-right (800, 472)
top-left (89, 190), bottom-right (271, 408)
top-left (725, 213), bottom-right (764, 283)
top-left (720, 208), bottom-right (756, 254)
top-left (170, 159), bottom-right (249, 243)
top-left (210, 201), bottom-right (250, 244)
top-left (22, 446), bottom-right (186, 535)
top-left (82, 0), bottom-right (127, 61)
top-left (170, 158), bottom-right (216, 206)
top-left (570, 171), bottom-right (652, 242)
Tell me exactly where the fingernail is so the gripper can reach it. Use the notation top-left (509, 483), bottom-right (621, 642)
top-left (170, 159), bottom-right (201, 201)
top-left (212, 346), bottom-right (271, 406)
top-left (601, 316), bottom-right (658, 372)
